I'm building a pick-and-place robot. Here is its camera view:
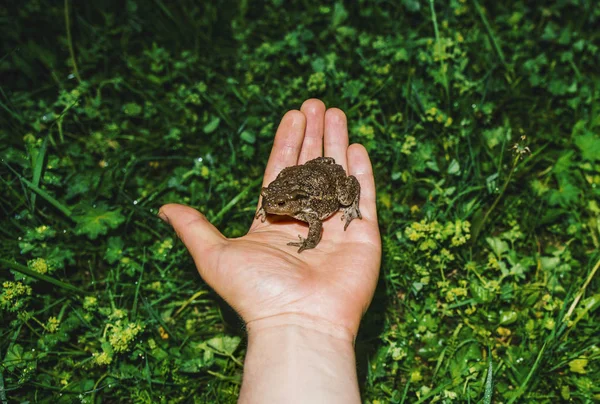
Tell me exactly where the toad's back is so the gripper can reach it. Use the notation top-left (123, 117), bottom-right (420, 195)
top-left (274, 157), bottom-right (344, 196)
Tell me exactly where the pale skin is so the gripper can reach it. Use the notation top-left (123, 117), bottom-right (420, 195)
top-left (159, 99), bottom-right (381, 403)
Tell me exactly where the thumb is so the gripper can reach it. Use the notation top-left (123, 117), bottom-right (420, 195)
top-left (158, 203), bottom-right (226, 285)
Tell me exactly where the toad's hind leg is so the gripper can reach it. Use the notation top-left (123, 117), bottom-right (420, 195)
top-left (288, 214), bottom-right (322, 253)
top-left (338, 175), bottom-right (362, 230)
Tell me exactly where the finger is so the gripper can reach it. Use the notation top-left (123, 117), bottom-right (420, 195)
top-left (347, 144), bottom-right (377, 221)
top-left (262, 110), bottom-right (306, 187)
top-left (324, 108), bottom-right (349, 171)
top-left (158, 203), bottom-right (226, 286)
top-left (251, 110), bottom-right (306, 232)
top-left (298, 99), bottom-right (325, 163)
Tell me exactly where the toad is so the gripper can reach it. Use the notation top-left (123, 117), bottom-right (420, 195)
top-left (255, 157), bottom-right (361, 252)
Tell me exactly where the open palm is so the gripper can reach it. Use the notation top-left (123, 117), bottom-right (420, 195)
top-left (159, 99), bottom-right (381, 336)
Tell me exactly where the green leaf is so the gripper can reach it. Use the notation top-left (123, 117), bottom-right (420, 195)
top-left (402, 0), bottom-right (421, 12)
top-left (341, 80), bottom-right (366, 103)
top-left (203, 116), bottom-right (221, 134)
top-left (240, 130), bottom-right (256, 144)
top-left (548, 176), bottom-right (580, 207)
top-left (331, 2), bottom-right (348, 27)
top-left (105, 236), bottom-right (125, 264)
top-left (483, 126), bottom-right (510, 149)
top-left (3, 344), bottom-right (26, 371)
top-left (540, 256), bottom-right (561, 271)
top-left (73, 203), bottom-right (126, 239)
top-left (574, 131), bottom-right (600, 161)
top-left (486, 237), bottom-right (509, 257)
top-left (447, 159), bottom-right (460, 175)
top-left (122, 102), bottom-right (142, 116)
top-left (178, 357), bottom-right (210, 373)
top-left (499, 310), bottom-right (518, 325)
top-left (206, 335), bottom-right (241, 356)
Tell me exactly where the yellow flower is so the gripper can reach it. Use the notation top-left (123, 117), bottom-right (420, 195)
top-left (445, 287), bottom-right (467, 302)
top-left (108, 321), bottom-right (144, 352)
top-left (419, 239), bottom-right (436, 251)
top-left (543, 318), bottom-right (556, 330)
top-left (28, 258), bottom-right (49, 274)
top-left (46, 317), bottom-right (60, 333)
top-left (1, 281), bottom-right (32, 312)
top-left (93, 351), bottom-right (113, 366)
top-left (83, 296), bottom-right (98, 311)
top-left (410, 370), bottom-right (423, 382)
top-left (568, 358), bottom-right (588, 374)
top-left (401, 135), bottom-right (417, 155)
top-left (496, 326), bottom-right (511, 337)
top-left (357, 124), bottom-right (375, 140)
top-left (307, 72), bottom-right (326, 92)
top-left (158, 326), bottom-right (169, 340)
top-left (35, 225), bottom-right (49, 234)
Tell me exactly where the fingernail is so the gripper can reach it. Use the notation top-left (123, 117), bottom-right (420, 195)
top-left (157, 210), bottom-right (170, 224)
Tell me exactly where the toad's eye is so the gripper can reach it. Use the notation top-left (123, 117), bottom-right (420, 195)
top-left (277, 201), bottom-right (286, 206)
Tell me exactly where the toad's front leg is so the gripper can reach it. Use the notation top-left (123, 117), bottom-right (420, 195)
top-left (338, 175), bottom-right (362, 230)
top-left (288, 213), bottom-right (323, 253)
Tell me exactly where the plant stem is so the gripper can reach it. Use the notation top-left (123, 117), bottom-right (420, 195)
top-left (429, 0), bottom-right (449, 104)
top-left (475, 155), bottom-right (520, 241)
top-left (472, 0), bottom-right (510, 73)
top-left (64, 0), bottom-right (82, 83)
top-left (0, 258), bottom-right (88, 295)
top-left (563, 256), bottom-right (600, 324)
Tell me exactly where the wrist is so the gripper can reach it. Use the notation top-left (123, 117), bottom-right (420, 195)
top-left (245, 312), bottom-right (356, 345)
top-left (240, 313), bottom-right (360, 404)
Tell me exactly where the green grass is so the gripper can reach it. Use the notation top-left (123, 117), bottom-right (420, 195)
top-left (1, 0), bottom-right (600, 402)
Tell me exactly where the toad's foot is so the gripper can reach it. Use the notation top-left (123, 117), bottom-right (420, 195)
top-left (341, 199), bottom-right (362, 231)
top-left (255, 207), bottom-right (267, 222)
top-left (288, 214), bottom-right (322, 253)
top-left (288, 235), bottom-right (318, 253)
top-left (338, 175), bottom-right (361, 230)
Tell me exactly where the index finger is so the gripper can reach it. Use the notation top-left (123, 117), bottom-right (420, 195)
top-left (262, 110), bottom-right (306, 187)
top-left (251, 109), bottom-right (306, 232)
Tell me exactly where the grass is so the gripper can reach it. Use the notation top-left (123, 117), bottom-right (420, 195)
top-left (1, 0), bottom-right (600, 402)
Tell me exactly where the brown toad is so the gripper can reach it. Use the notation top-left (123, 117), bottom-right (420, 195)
top-left (255, 157), bottom-right (361, 253)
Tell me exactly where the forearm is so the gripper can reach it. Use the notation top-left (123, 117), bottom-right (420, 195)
top-left (239, 314), bottom-right (361, 404)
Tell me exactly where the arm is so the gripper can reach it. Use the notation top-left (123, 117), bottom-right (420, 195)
top-left (159, 100), bottom-right (380, 403)
top-left (239, 314), bottom-right (360, 404)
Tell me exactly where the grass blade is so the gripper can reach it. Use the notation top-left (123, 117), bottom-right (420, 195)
top-left (3, 162), bottom-right (72, 218)
top-left (0, 258), bottom-right (87, 295)
top-left (30, 135), bottom-right (49, 212)
top-left (507, 341), bottom-right (547, 404)
top-left (471, 0), bottom-right (509, 72)
top-left (429, 0), bottom-right (449, 103)
top-left (210, 177), bottom-right (262, 225)
top-left (483, 348), bottom-right (493, 404)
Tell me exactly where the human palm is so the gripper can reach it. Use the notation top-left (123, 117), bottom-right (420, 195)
top-left (159, 100), bottom-right (381, 336)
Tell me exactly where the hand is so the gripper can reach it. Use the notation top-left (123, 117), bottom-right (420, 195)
top-left (158, 99), bottom-right (381, 339)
